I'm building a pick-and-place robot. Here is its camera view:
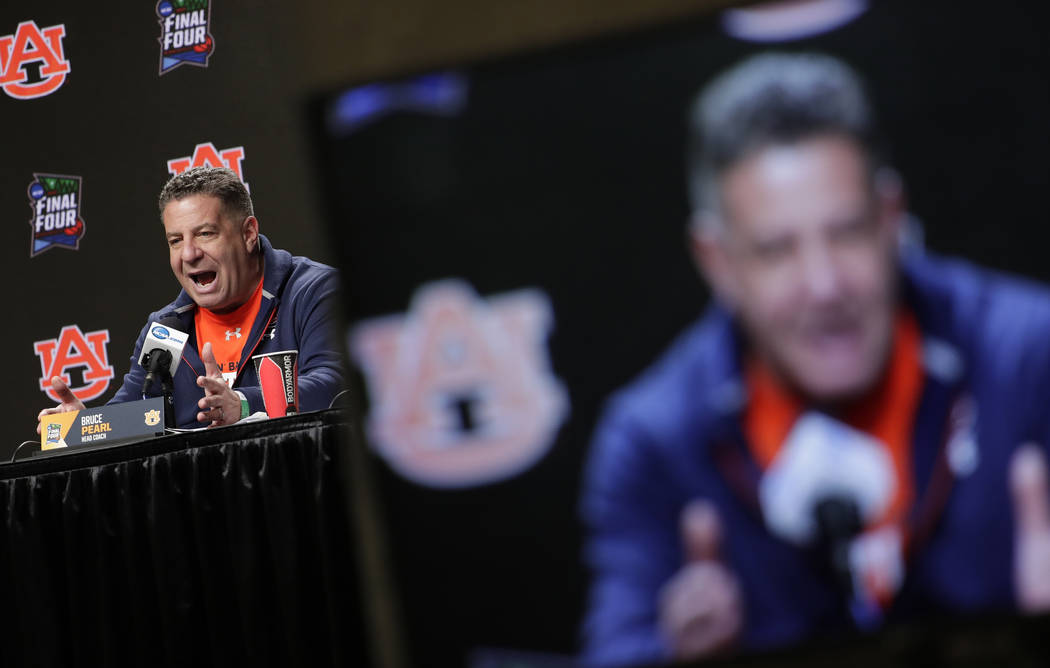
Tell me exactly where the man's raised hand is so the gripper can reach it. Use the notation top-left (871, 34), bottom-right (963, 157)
top-left (36, 377), bottom-right (86, 434)
top-left (658, 499), bottom-right (744, 660)
top-left (195, 341), bottom-right (240, 427)
top-left (1010, 443), bottom-right (1050, 612)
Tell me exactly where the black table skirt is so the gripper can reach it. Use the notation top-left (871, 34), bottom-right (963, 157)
top-left (0, 409), bottom-right (367, 668)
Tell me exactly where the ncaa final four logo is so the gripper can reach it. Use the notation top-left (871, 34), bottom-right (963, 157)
top-left (157, 0), bottom-right (215, 75)
top-left (28, 173), bottom-right (86, 257)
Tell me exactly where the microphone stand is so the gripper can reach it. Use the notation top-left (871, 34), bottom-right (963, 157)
top-left (160, 370), bottom-right (176, 429)
top-left (814, 495), bottom-right (882, 630)
top-left (142, 348), bottom-right (175, 428)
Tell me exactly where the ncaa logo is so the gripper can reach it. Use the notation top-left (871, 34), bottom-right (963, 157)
top-left (34, 325), bottom-right (115, 402)
top-left (45, 423), bottom-right (62, 446)
top-left (28, 173), bottom-right (86, 257)
top-left (157, 0), bottom-right (215, 75)
top-left (0, 20), bottom-right (70, 99)
top-left (351, 280), bottom-right (569, 488)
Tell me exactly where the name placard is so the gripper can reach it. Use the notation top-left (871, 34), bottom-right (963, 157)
top-left (40, 397), bottom-right (166, 451)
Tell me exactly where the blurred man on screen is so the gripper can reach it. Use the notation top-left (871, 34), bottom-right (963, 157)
top-left (580, 53), bottom-right (1050, 665)
top-left (37, 167), bottom-right (343, 430)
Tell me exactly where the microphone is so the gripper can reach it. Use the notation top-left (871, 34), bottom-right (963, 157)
top-left (758, 412), bottom-right (894, 546)
top-left (757, 412), bottom-right (898, 628)
top-left (142, 349), bottom-right (172, 394)
top-left (140, 317), bottom-right (189, 395)
top-left (814, 495), bottom-right (863, 598)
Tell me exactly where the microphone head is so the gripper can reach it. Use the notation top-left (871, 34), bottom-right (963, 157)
top-left (814, 495), bottom-right (863, 543)
top-left (139, 319), bottom-right (189, 378)
top-left (758, 411), bottom-right (896, 546)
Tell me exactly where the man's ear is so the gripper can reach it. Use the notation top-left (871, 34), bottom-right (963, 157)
top-left (874, 168), bottom-right (905, 246)
top-left (688, 211), bottom-right (738, 309)
top-left (242, 215), bottom-right (260, 252)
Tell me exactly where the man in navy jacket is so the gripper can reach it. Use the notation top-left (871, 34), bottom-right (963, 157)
top-left (37, 166), bottom-right (343, 429)
top-left (580, 53), bottom-right (1050, 665)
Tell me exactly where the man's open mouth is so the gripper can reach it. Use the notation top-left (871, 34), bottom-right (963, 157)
top-left (189, 271), bottom-right (217, 287)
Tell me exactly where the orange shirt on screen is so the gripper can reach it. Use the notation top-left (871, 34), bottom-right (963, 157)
top-left (743, 311), bottom-right (924, 531)
top-left (194, 278), bottom-right (264, 386)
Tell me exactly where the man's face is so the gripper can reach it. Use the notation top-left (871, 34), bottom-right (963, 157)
top-left (696, 135), bottom-right (901, 402)
top-left (162, 194), bottom-right (260, 314)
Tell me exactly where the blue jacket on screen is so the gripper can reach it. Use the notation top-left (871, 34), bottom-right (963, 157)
top-left (579, 251), bottom-right (1050, 666)
top-left (110, 235), bottom-right (344, 427)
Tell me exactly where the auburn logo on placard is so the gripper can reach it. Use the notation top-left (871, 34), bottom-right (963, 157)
top-left (28, 173), bottom-right (86, 257)
top-left (0, 20), bottom-right (70, 100)
top-left (144, 409), bottom-right (162, 427)
top-left (34, 325), bottom-right (115, 402)
top-left (167, 142), bottom-right (248, 191)
top-left (351, 280), bottom-right (569, 488)
top-left (156, 0), bottom-right (214, 75)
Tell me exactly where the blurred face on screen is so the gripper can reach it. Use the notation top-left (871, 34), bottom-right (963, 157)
top-left (162, 194), bottom-right (261, 314)
top-left (694, 135), bottom-right (901, 402)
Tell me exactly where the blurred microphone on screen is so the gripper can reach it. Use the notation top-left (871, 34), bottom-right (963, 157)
top-left (759, 412), bottom-right (899, 628)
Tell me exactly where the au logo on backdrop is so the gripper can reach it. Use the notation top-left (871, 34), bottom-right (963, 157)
top-left (157, 0), bottom-right (215, 75)
top-left (27, 173), bottom-right (86, 257)
top-left (351, 280), bottom-right (569, 488)
top-left (167, 142), bottom-right (248, 190)
top-left (34, 325), bottom-right (115, 403)
top-left (0, 20), bottom-right (70, 99)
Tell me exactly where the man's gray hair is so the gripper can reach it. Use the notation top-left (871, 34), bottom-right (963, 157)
top-left (158, 166), bottom-right (254, 223)
top-left (687, 52), bottom-right (886, 220)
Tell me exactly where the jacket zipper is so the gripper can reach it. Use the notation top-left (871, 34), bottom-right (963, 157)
top-left (233, 307), bottom-right (278, 386)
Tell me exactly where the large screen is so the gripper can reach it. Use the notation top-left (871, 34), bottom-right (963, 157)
top-left (310, 1), bottom-right (1050, 665)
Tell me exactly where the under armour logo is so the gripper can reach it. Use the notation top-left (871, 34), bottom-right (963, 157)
top-left (225, 327), bottom-right (242, 341)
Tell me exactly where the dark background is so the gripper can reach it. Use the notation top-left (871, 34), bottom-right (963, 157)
top-left (313, 1), bottom-right (1050, 665)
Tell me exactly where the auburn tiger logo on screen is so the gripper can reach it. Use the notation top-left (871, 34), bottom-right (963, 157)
top-left (34, 325), bottom-right (115, 403)
top-left (157, 0), bottom-right (214, 75)
top-left (167, 142), bottom-right (248, 191)
top-left (28, 173), bottom-right (86, 257)
top-left (0, 20), bottom-right (70, 99)
top-left (351, 280), bottom-right (569, 488)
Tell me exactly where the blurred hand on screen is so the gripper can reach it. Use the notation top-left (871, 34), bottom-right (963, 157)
top-left (658, 499), bottom-right (743, 659)
top-left (35, 376), bottom-right (87, 434)
top-left (1010, 443), bottom-right (1050, 612)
